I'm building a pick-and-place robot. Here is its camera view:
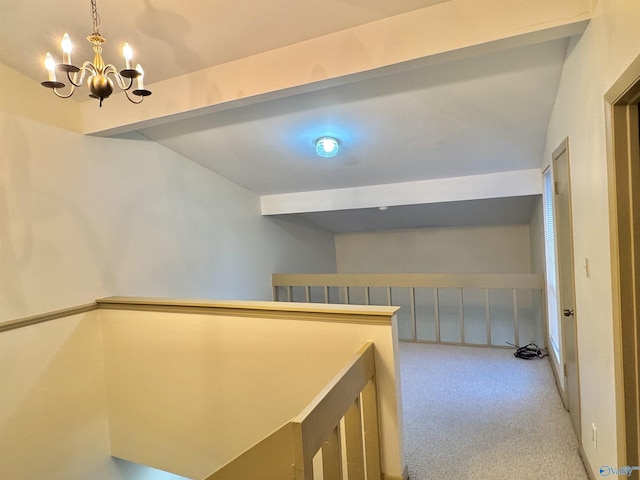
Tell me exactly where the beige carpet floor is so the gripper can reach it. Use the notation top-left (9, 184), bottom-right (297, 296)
top-left (399, 342), bottom-right (589, 480)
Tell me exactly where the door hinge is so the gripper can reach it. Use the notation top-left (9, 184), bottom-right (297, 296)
top-left (555, 181), bottom-right (559, 195)
top-left (564, 363), bottom-right (568, 378)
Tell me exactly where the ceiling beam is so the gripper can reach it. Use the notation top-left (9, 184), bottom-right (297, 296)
top-left (81, 0), bottom-right (591, 136)
top-left (260, 169), bottom-right (542, 216)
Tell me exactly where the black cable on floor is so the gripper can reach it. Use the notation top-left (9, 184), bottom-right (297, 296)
top-left (507, 342), bottom-right (548, 359)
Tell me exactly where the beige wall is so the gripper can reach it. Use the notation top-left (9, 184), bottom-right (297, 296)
top-left (0, 64), bottom-right (337, 324)
top-left (0, 311), bottom-right (119, 479)
top-left (336, 224), bottom-right (532, 274)
top-left (540, 0), bottom-right (640, 473)
top-left (100, 305), bottom-right (404, 479)
top-left (0, 303), bottom-right (404, 480)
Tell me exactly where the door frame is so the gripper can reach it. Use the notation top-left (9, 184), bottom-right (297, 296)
top-left (605, 54), bottom-right (640, 469)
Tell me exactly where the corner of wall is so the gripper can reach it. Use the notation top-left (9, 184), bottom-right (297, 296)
top-left (0, 62), bottom-right (82, 133)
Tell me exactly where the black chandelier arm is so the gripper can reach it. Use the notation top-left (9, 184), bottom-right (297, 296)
top-left (65, 70), bottom-right (84, 88)
top-left (103, 64), bottom-right (118, 77)
top-left (123, 89), bottom-right (144, 104)
top-left (122, 76), bottom-right (134, 91)
top-left (107, 68), bottom-right (135, 91)
top-left (52, 85), bottom-right (76, 99)
top-left (63, 62), bottom-right (96, 87)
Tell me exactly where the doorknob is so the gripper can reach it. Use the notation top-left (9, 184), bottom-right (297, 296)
top-left (563, 309), bottom-right (574, 317)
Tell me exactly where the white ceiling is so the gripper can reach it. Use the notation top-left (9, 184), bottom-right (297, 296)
top-left (138, 39), bottom-right (567, 195)
top-left (292, 195), bottom-right (540, 233)
top-left (0, 0), bottom-right (450, 87)
top-left (0, 0), bottom-right (581, 233)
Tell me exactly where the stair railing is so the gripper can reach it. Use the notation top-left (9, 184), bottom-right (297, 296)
top-left (202, 342), bottom-right (381, 480)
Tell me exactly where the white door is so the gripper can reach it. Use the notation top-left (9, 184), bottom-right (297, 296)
top-left (553, 140), bottom-right (581, 439)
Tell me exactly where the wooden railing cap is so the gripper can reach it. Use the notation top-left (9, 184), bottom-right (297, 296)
top-left (97, 296), bottom-right (400, 317)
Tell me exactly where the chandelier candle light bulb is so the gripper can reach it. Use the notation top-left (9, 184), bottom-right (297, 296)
top-left (61, 33), bottom-right (72, 65)
top-left (135, 64), bottom-right (144, 90)
top-left (45, 53), bottom-right (56, 81)
top-left (123, 43), bottom-right (132, 69)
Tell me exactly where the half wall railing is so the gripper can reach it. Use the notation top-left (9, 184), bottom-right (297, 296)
top-left (203, 342), bottom-right (381, 480)
top-left (273, 273), bottom-right (546, 348)
top-left (1, 298), bottom-right (405, 480)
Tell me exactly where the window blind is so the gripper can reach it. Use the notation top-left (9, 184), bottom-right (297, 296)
top-left (543, 168), bottom-right (561, 359)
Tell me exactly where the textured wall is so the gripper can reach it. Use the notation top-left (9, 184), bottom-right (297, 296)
top-left (336, 224), bottom-right (532, 274)
top-left (0, 67), bottom-right (337, 323)
top-left (540, 0), bottom-right (640, 473)
top-left (0, 312), bottom-right (118, 479)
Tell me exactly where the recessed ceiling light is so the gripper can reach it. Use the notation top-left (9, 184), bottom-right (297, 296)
top-left (315, 136), bottom-right (340, 157)
top-left (378, 206), bottom-right (388, 211)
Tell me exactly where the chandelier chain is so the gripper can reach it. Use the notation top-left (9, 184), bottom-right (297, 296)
top-left (90, 0), bottom-right (101, 34)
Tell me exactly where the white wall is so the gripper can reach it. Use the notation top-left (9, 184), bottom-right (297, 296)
top-left (0, 311), bottom-right (187, 480)
top-left (541, 0), bottom-right (640, 473)
top-left (0, 64), bottom-right (337, 323)
top-left (0, 312), bottom-right (119, 480)
top-left (336, 224), bottom-right (532, 274)
top-left (529, 198), bottom-right (545, 276)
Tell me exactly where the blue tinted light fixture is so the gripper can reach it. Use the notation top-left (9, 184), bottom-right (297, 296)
top-left (315, 136), bottom-right (340, 157)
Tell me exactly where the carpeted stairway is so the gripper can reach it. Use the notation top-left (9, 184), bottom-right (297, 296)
top-left (399, 342), bottom-right (589, 480)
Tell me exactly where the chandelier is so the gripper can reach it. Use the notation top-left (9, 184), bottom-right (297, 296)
top-left (41, 0), bottom-right (151, 107)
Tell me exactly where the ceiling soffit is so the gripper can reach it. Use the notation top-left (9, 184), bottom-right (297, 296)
top-left (80, 0), bottom-right (591, 136)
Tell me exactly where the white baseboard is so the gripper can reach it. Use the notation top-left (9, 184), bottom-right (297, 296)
top-left (384, 465), bottom-right (409, 480)
top-left (579, 444), bottom-right (596, 480)
top-left (548, 348), bottom-right (568, 410)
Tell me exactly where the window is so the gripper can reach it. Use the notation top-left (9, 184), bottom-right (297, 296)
top-left (542, 168), bottom-right (561, 360)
